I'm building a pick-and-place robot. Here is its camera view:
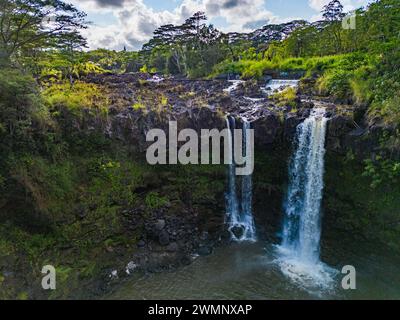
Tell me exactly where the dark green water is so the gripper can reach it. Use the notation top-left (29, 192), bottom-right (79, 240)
top-left (108, 238), bottom-right (400, 300)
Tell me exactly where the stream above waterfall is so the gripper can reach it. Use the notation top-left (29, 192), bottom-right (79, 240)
top-left (108, 236), bottom-right (400, 300)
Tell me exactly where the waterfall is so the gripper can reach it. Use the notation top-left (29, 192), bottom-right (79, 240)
top-left (276, 108), bottom-right (336, 291)
top-left (282, 108), bottom-right (327, 262)
top-left (240, 120), bottom-right (256, 240)
top-left (226, 116), bottom-right (240, 231)
top-left (225, 116), bottom-right (256, 242)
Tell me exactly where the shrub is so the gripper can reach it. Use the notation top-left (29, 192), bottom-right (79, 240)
top-left (0, 68), bottom-right (50, 156)
top-left (271, 87), bottom-right (298, 107)
top-left (145, 192), bottom-right (168, 209)
top-left (42, 81), bottom-right (109, 116)
top-left (316, 68), bottom-right (353, 99)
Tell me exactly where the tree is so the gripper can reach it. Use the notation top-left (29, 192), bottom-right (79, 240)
top-left (0, 0), bottom-right (87, 63)
top-left (183, 11), bottom-right (207, 48)
top-left (141, 12), bottom-right (227, 77)
top-left (322, 0), bottom-right (345, 21)
top-left (322, 0), bottom-right (346, 52)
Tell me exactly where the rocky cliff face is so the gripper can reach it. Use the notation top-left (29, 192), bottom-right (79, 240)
top-left (76, 75), bottom-right (369, 229)
top-left (2, 74), bottom-right (396, 300)
top-left (80, 73), bottom-right (365, 156)
top-left (73, 73), bottom-right (392, 251)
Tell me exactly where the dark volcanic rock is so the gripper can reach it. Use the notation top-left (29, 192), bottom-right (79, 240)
top-left (326, 115), bottom-right (355, 153)
top-left (158, 230), bottom-right (170, 246)
top-left (230, 225), bottom-right (244, 239)
top-left (284, 114), bottom-right (303, 140)
top-left (328, 115), bottom-right (353, 137)
top-left (166, 242), bottom-right (179, 252)
top-left (155, 219), bottom-right (166, 231)
top-left (197, 245), bottom-right (213, 256)
top-left (253, 113), bottom-right (281, 146)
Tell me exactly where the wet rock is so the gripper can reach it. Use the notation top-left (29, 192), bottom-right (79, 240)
top-left (284, 114), bottom-right (303, 140)
top-left (166, 242), bottom-right (179, 252)
top-left (220, 229), bottom-right (231, 240)
top-left (125, 261), bottom-right (138, 275)
top-left (109, 270), bottom-right (118, 280)
top-left (328, 115), bottom-right (353, 137)
top-left (253, 114), bottom-right (281, 146)
top-left (199, 231), bottom-right (209, 241)
top-left (326, 115), bottom-right (355, 152)
top-left (231, 225), bottom-right (244, 239)
top-left (158, 230), bottom-right (170, 246)
top-left (197, 245), bottom-right (213, 256)
top-left (180, 255), bottom-right (192, 266)
top-left (234, 80), bottom-right (264, 98)
top-left (300, 100), bottom-right (314, 109)
top-left (155, 219), bottom-right (166, 231)
top-left (137, 240), bottom-right (146, 248)
top-left (348, 127), bottom-right (366, 137)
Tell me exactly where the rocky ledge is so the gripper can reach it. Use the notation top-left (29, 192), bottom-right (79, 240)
top-left (80, 73), bottom-right (374, 155)
top-left (64, 73), bottom-right (384, 293)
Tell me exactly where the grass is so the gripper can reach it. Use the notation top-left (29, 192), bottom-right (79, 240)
top-left (42, 81), bottom-right (109, 116)
top-left (214, 50), bottom-right (400, 126)
top-left (211, 54), bottom-right (364, 79)
top-left (271, 87), bottom-right (298, 107)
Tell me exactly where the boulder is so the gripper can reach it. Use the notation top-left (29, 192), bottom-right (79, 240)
top-left (158, 230), bottom-right (170, 246)
top-left (197, 245), bottom-right (213, 256)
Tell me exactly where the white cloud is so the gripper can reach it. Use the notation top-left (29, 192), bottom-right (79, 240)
top-left (72, 0), bottom-right (194, 50)
top-left (81, 25), bottom-right (125, 50)
top-left (71, 0), bottom-right (283, 50)
top-left (72, 0), bottom-right (371, 50)
top-left (203, 0), bottom-right (278, 33)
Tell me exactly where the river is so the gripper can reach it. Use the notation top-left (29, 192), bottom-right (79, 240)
top-left (108, 236), bottom-right (400, 300)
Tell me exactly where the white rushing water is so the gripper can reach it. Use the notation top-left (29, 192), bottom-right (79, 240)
top-left (224, 80), bottom-right (245, 94)
top-left (276, 108), bottom-right (337, 292)
top-left (147, 75), bottom-right (164, 83)
top-left (226, 116), bottom-right (240, 234)
top-left (263, 79), bottom-right (299, 94)
top-left (225, 117), bottom-right (256, 242)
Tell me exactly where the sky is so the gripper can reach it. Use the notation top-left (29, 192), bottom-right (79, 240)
top-left (67, 0), bottom-right (371, 51)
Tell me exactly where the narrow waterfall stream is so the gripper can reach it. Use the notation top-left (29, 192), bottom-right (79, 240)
top-left (225, 116), bottom-right (240, 234)
top-left (226, 116), bottom-right (256, 242)
top-left (276, 108), bottom-right (337, 291)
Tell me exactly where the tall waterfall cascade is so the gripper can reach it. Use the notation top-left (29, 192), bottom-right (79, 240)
top-left (276, 108), bottom-right (337, 291)
top-left (225, 117), bottom-right (256, 242)
top-left (283, 108), bottom-right (327, 262)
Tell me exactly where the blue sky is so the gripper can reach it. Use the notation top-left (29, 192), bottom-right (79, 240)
top-left (68, 0), bottom-right (370, 50)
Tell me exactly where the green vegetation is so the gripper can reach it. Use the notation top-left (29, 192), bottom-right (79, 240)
top-left (325, 152), bottom-right (400, 249)
top-left (1, 0), bottom-right (400, 298)
top-left (42, 81), bottom-right (109, 116)
top-left (271, 87), bottom-right (298, 108)
top-left (209, 1), bottom-right (399, 125)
